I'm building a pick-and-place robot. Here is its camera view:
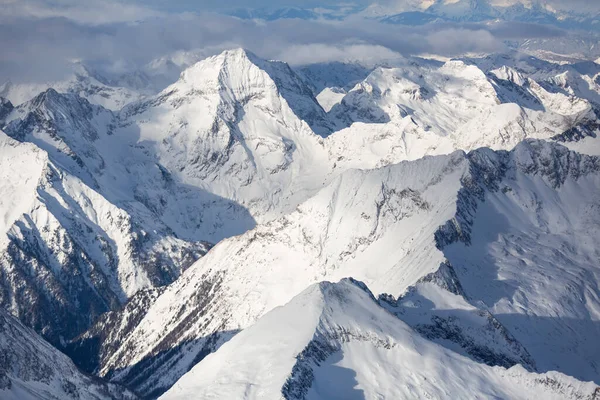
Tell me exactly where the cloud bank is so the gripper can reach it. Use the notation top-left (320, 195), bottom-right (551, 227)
top-left (0, 0), bottom-right (583, 85)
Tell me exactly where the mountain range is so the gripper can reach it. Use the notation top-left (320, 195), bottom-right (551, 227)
top-left (0, 45), bottom-right (599, 399)
top-left (228, 0), bottom-right (600, 31)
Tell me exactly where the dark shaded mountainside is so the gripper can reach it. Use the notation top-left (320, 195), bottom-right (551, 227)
top-left (0, 308), bottom-right (137, 400)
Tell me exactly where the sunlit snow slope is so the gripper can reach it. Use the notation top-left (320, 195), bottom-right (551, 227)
top-left (161, 279), bottom-right (600, 400)
top-left (74, 139), bottom-right (600, 397)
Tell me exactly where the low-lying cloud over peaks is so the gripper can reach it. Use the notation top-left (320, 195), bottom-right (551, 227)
top-left (0, 0), bottom-right (593, 85)
top-left (0, 0), bottom-right (161, 24)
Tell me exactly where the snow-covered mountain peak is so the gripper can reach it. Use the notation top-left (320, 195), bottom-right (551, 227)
top-left (168, 48), bottom-right (331, 136)
top-left (116, 48), bottom-right (334, 232)
top-left (158, 278), bottom-right (387, 399)
top-left (16, 88), bottom-right (111, 136)
top-left (161, 278), bottom-right (600, 400)
top-left (3, 89), bottom-right (115, 185)
top-left (177, 48), bottom-right (263, 91)
top-left (328, 58), bottom-right (500, 140)
top-left (173, 48), bottom-right (305, 103)
top-left (8, 87), bottom-right (114, 132)
top-left (491, 65), bottom-right (527, 86)
top-left (14, 88), bottom-right (81, 119)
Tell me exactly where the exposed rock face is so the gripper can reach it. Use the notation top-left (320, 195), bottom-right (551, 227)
top-left (0, 98), bottom-right (13, 124)
top-left (0, 308), bottom-right (137, 400)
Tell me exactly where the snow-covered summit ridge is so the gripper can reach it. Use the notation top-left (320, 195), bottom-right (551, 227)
top-left (115, 48), bottom-right (333, 233)
top-left (161, 278), bottom-right (600, 400)
top-left (126, 48), bottom-right (331, 136)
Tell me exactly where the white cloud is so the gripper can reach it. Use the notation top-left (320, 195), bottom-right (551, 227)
top-left (275, 43), bottom-right (404, 65)
top-left (0, 0), bottom-right (161, 24)
top-left (0, 1), bottom-right (578, 85)
top-left (426, 28), bottom-right (503, 55)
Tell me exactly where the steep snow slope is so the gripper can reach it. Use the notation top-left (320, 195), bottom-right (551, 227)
top-left (3, 88), bottom-right (254, 245)
top-left (0, 308), bottom-right (136, 400)
top-left (377, 139), bottom-right (600, 383)
top-left (119, 49), bottom-right (333, 231)
top-left (0, 130), bottom-right (46, 240)
top-left (74, 140), bottom-right (600, 396)
top-left (80, 148), bottom-right (467, 396)
top-left (0, 120), bottom-right (209, 346)
top-left (161, 279), bottom-right (600, 400)
top-left (380, 269), bottom-right (538, 371)
top-left (3, 88), bottom-right (116, 186)
top-left (440, 141), bottom-right (600, 382)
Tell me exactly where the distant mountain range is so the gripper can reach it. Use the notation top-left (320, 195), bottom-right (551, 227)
top-left (227, 0), bottom-right (600, 32)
